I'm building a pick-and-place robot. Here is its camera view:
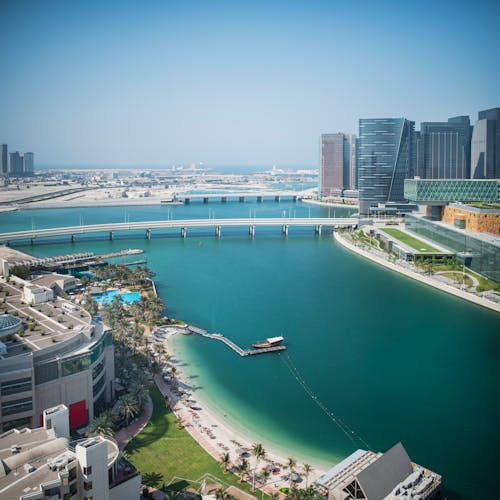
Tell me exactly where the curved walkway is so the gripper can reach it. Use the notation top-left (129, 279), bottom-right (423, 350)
top-left (334, 231), bottom-right (500, 313)
top-left (114, 394), bottom-right (154, 450)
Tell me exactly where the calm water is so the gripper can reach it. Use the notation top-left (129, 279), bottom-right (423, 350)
top-left (1, 201), bottom-right (499, 499)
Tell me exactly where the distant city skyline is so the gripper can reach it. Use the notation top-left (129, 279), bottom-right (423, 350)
top-left (1, 0), bottom-right (499, 168)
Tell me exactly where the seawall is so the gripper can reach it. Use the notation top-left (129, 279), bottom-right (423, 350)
top-left (333, 231), bottom-right (500, 314)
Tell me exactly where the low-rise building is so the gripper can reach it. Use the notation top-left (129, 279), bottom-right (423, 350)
top-left (0, 404), bottom-right (140, 499)
top-left (315, 442), bottom-right (441, 500)
top-left (30, 272), bottom-right (80, 295)
top-left (23, 284), bottom-right (54, 305)
top-left (441, 203), bottom-right (500, 235)
top-left (0, 276), bottom-right (114, 433)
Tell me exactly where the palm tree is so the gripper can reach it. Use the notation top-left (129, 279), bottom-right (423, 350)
top-left (286, 456), bottom-right (297, 490)
top-left (170, 365), bottom-right (178, 382)
top-left (237, 458), bottom-right (250, 482)
top-left (303, 463), bottom-right (313, 489)
top-left (88, 414), bottom-right (114, 437)
top-left (117, 393), bottom-right (140, 425)
top-left (220, 452), bottom-right (231, 473)
top-left (251, 442), bottom-right (266, 491)
top-left (215, 487), bottom-right (230, 500)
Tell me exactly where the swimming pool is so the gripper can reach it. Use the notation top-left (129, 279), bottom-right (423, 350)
top-left (94, 289), bottom-right (141, 306)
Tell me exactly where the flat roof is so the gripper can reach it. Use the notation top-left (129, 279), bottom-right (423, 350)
top-left (0, 280), bottom-right (91, 359)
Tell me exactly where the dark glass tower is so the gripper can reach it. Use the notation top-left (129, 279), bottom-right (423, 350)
top-left (358, 118), bottom-right (415, 215)
top-left (1, 145), bottom-right (7, 175)
top-left (417, 116), bottom-right (471, 179)
top-left (477, 107), bottom-right (500, 178)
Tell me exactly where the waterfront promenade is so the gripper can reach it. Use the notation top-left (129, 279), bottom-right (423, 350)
top-left (334, 231), bottom-right (500, 313)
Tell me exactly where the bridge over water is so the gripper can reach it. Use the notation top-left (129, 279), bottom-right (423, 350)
top-left (0, 217), bottom-right (358, 244)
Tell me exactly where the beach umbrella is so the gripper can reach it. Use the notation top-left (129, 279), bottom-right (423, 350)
top-left (236, 448), bottom-right (246, 455)
top-left (290, 472), bottom-right (301, 482)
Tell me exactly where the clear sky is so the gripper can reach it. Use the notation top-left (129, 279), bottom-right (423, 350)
top-left (1, 0), bottom-right (499, 168)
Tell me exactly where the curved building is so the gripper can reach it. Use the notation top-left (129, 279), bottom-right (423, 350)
top-left (0, 276), bottom-right (114, 433)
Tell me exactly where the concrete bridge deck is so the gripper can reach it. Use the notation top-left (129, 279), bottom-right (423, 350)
top-left (0, 217), bottom-right (358, 244)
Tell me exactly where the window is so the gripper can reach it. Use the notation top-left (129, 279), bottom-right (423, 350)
top-left (62, 355), bottom-right (90, 376)
top-left (1, 416), bottom-right (31, 432)
top-left (34, 361), bottom-right (59, 385)
top-left (1, 397), bottom-right (32, 416)
top-left (92, 360), bottom-right (105, 380)
top-left (83, 465), bottom-right (92, 475)
top-left (92, 376), bottom-right (105, 397)
top-left (1, 377), bottom-right (32, 396)
top-left (83, 480), bottom-right (93, 491)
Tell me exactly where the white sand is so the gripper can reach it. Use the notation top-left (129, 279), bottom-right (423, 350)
top-left (154, 331), bottom-right (327, 493)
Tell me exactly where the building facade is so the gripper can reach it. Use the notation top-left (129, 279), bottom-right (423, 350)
top-left (23, 152), bottom-right (34, 175)
top-left (471, 107), bottom-right (500, 179)
top-left (441, 203), bottom-right (500, 235)
top-left (417, 116), bottom-right (471, 179)
top-left (1, 144), bottom-right (7, 175)
top-left (320, 133), bottom-right (357, 198)
top-left (358, 118), bottom-right (415, 215)
top-left (9, 151), bottom-right (24, 176)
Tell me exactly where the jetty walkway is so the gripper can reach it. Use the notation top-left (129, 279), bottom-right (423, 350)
top-left (188, 325), bottom-right (286, 357)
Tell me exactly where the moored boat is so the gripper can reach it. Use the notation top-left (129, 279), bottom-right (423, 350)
top-left (251, 336), bottom-right (284, 349)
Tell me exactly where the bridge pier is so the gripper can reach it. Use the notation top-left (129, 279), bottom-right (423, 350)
top-left (239, 196), bottom-right (245, 203)
top-left (181, 227), bottom-right (187, 238)
top-left (282, 224), bottom-right (289, 236)
top-left (293, 195), bottom-right (297, 202)
top-left (146, 229), bottom-right (151, 240)
top-left (185, 198), bottom-right (190, 204)
top-left (315, 224), bottom-right (322, 236)
top-left (221, 196), bottom-right (227, 203)
top-left (215, 225), bottom-right (221, 238)
top-left (257, 196), bottom-right (263, 203)
top-left (31, 238), bottom-right (35, 245)
top-left (275, 195), bottom-right (280, 202)
top-left (203, 197), bottom-right (209, 204)
top-left (71, 234), bottom-right (75, 243)
top-left (249, 225), bottom-right (255, 237)
top-left (109, 231), bottom-right (113, 241)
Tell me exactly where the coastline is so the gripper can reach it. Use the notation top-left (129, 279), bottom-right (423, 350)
top-left (333, 231), bottom-right (500, 313)
top-left (158, 332), bottom-right (328, 489)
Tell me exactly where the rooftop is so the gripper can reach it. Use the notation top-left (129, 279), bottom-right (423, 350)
top-left (0, 278), bottom-right (92, 360)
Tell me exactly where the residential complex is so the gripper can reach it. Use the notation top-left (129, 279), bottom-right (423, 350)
top-left (0, 274), bottom-right (115, 433)
top-left (0, 404), bottom-right (140, 499)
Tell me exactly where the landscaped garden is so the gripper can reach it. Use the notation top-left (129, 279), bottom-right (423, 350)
top-left (125, 385), bottom-right (261, 495)
top-left (380, 228), bottom-right (440, 253)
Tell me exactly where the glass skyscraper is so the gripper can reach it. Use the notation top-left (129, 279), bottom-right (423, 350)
top-left (472, 107), bottom-right (500, 179)
top-left (358, 118), bottom-right (414, 215)
top-left (416, 116), bottom-right (471, 179)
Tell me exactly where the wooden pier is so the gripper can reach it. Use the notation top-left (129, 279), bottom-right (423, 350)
top-left (188, 325), bottom-right (285, 357)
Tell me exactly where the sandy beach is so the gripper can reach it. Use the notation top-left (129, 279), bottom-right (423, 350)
top-left (154, 328), bottom-right (327, 493)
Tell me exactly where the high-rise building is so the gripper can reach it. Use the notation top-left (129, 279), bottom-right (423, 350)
top-left (1, 144), bottom-right (7, 175)
top-left (319, 133), bottom-right (357, 198)
top-left (471, 119), bottom-right (496, 179)
top-left (24, 151), bottom-right (34, 175)
top-left (8, 151), bottom-right (23, 176)
top-left (473, 107), bottom-right (500, 178)
top-left (358, 118), bottom-right (415, 215)
top-left (416, 116), bottom-right (471, 179)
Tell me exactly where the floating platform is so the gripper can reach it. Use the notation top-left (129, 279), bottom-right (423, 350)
top-left (188, 325), bottom-right (286, 357)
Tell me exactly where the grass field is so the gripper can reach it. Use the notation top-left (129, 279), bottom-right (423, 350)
top-left (380, 228), bottom-right (440, 253)
top-left (126, 385), bottom-right (259, 495)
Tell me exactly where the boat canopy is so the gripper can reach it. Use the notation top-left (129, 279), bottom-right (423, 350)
top-left (266, 336), bottom-right (284, 343)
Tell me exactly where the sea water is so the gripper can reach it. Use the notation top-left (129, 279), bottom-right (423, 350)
top-left (2, 201), bottom-right (499, 499)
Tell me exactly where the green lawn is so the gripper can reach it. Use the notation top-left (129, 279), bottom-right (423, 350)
top-left (125, 385), bottom-right (259, 495)
top-left (380, 228), bottom-right (440, 253)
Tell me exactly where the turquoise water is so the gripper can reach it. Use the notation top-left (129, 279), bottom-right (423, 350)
top-left (1, 202), bottom-right (499, 499)
top-left (94, 289), bottom-right (141, 306)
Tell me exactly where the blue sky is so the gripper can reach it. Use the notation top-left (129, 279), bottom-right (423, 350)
top-left (1, 0), bottom-right (499, 168)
